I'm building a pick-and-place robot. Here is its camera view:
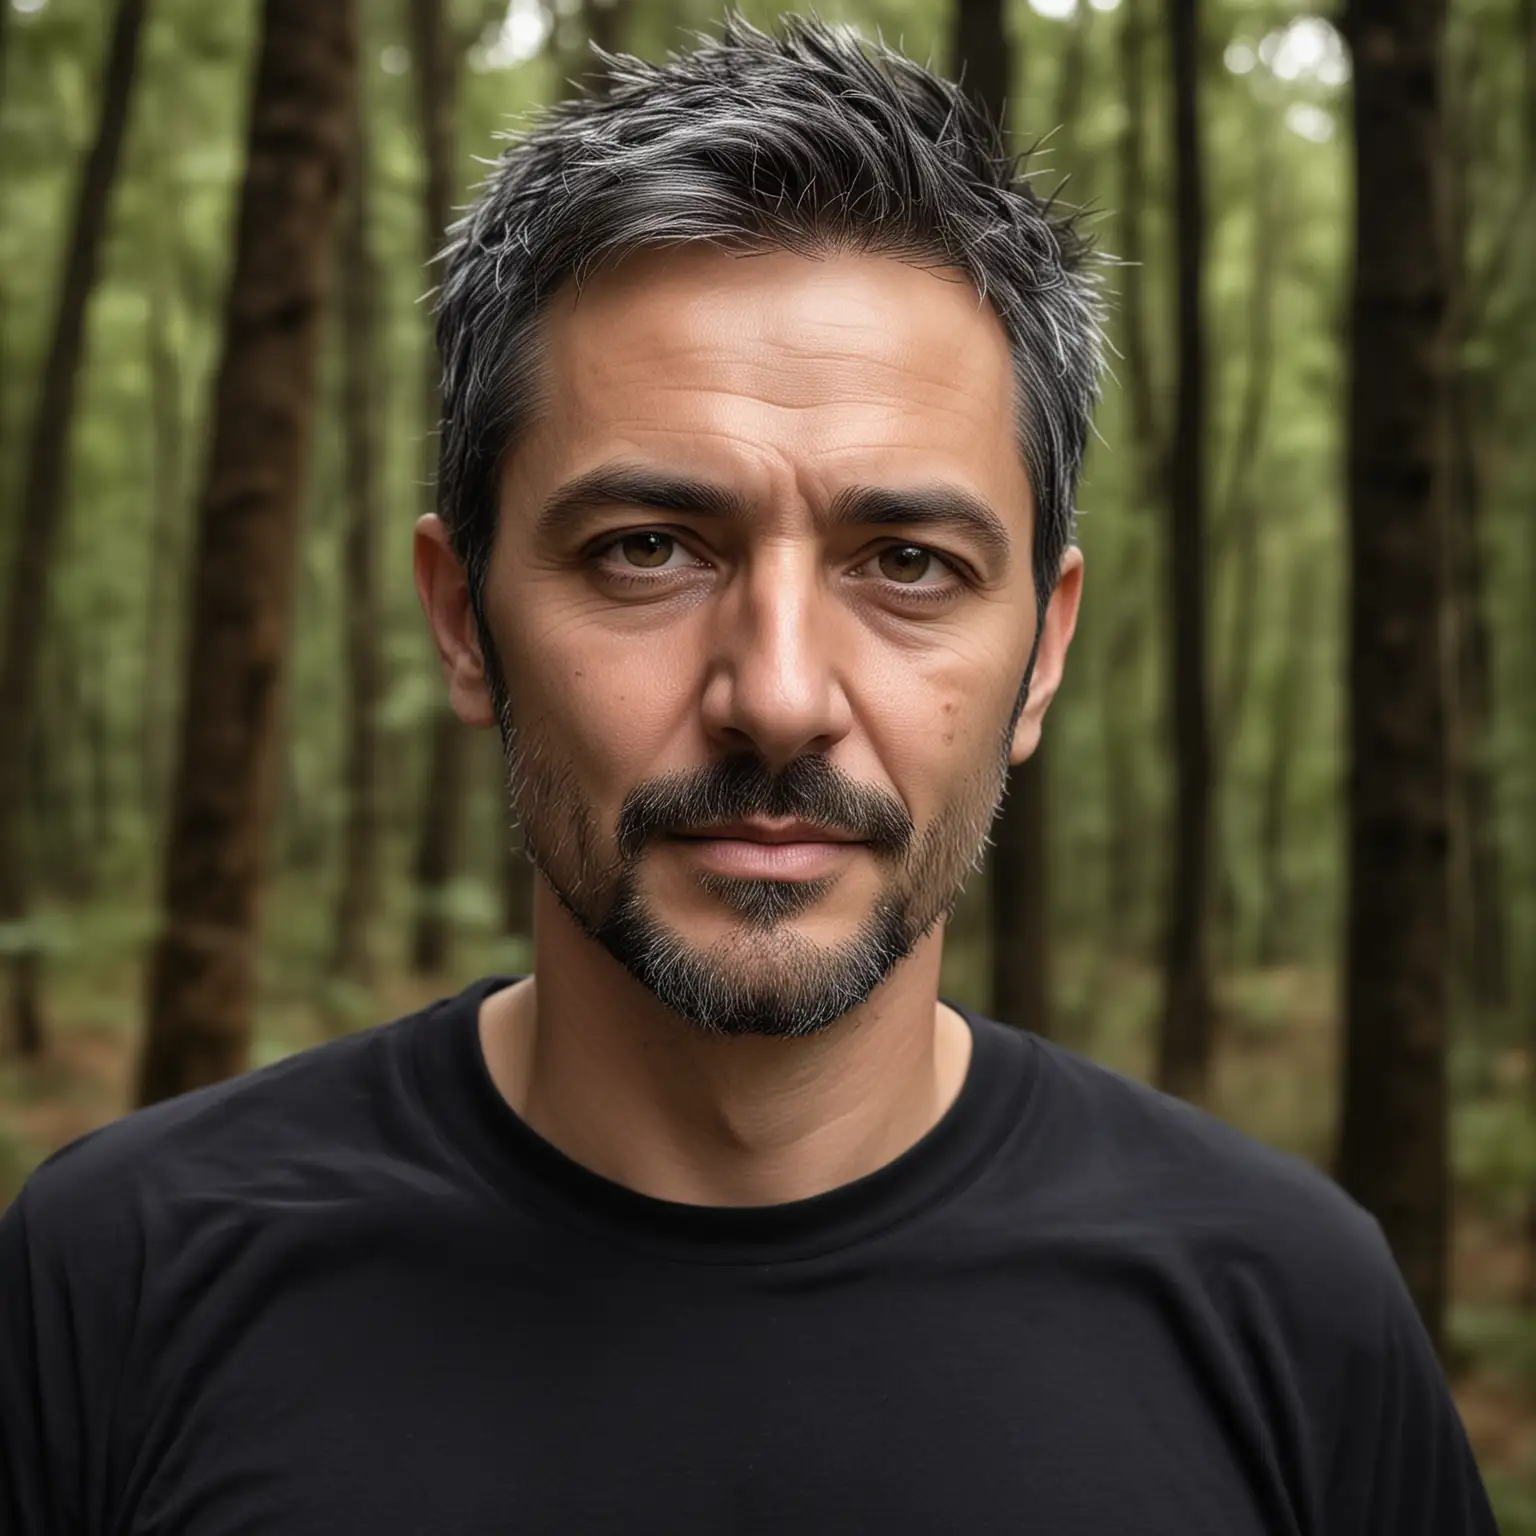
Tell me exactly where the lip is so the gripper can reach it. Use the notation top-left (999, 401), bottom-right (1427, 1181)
top-left (665, 822), bottom-right (865, 881)
top-left (669, 820), bottom-right (862, 845)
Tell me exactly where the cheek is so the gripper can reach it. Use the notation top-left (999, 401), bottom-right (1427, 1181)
top-left (861, 630), bottom-right (1023, 796)
top-left (499, 603), bottom-right (699, 808)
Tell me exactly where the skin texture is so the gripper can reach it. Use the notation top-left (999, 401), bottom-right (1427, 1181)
top-left (415, 246), bottom-right (1083, 1206)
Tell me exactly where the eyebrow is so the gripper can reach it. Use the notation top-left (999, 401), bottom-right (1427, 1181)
top-left (534, 461), bottom-right (1014, 569)
top-left (534, 465), bottom-right (750, 535)
top-left (827, 484), bottom-right (1013, 568)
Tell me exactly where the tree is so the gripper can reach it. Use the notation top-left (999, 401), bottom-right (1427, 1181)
top-left (1153, 0), bottom-right (1213, 1101)
top-left (407, 0), bottom-right (468, 977)
top-left (136, 0), bottom-right (356, 1106)
top-left (1100, 0), bottom-right (1162, 952)
top-left (0, 0), bottom-right (10, 118)
top-left (0, 0), bottom-right (149, 1057)
top-left (1212, 101), bottom-right (1282, 967)
top-left (331, 77), bottom-right (386, 984)
top-left (1443, 30), bottom-right (1515, 1020)
top-left (950, 0), bottom-right (1010, 127)
top-left (1253, 550), bottom-right (1310, 967)
top-left (947, 0), bottom-right (1049, 1037)
top-left (1335, 0), bottom-right (1453, 1347)
top-left (138, 88), bottom-right (191, 832)
top-left (577, 0), bottom-right (637, 89)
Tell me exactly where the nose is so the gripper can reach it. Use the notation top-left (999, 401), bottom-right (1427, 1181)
top-left (698, 542), bottom-right (853, 771)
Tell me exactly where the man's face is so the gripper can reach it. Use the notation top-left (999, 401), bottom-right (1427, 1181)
top-left (422, 245), bottom-right (1082, 1036)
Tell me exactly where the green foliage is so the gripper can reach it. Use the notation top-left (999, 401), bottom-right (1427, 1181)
top-left (1454, 1305), bottom-right (1536, 1395)
top-left (1454, 1085), bottom-right (1536, 1221)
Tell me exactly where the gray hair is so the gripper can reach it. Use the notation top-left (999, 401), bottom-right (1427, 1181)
top-left (434, 11), bottom-right (1104, 628)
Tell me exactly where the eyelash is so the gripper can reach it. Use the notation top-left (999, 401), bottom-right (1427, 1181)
top-left (587, 530), bottom-right (973, 603)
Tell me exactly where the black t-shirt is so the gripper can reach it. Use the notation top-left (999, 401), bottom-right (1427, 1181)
top-left (1, 977), bottom-right (1498, 1534)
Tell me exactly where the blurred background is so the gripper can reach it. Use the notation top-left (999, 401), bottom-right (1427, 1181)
top-left (0, 0), bottom-right (1531, 1521)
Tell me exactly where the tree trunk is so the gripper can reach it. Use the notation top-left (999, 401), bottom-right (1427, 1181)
top-left (331, 91), bottom-right (385, 985)
top-left (136, 0), bottom-right (356, 1107)
top-left (949, 0), bottom-right (1011, 133)
top-left (0, 0), bottom-right (149, 1058)
top-left (1101, 0), bottom-right (1160, 952)
top-left (407, 0), bottom-right (467, 977)
top-left (1254, 557), bottom-right (1308, 967)
top-left (1524, 0), bottom-right (1536, 173)
top-left (1212, 108), bottom-right (1282, 969)
top-left (1116, 0), bottom-right (1160, 478)
top-left (1518, 0), bottom-right (1536, 1319)
top-left (576, 0), bottom-right (635, 90)
top-left (950, 0), bottom-right (1048, 1037)
top-left (140, 179), bottom-right (187, 829)
top-left (33, 627), bottom-right (90, 900)
top-left (1441, 78), bottom-right (1510, 1021)
top-left (1154, 0), bottom-right (1214, 1102)
top-left (1445, 367), bottom-right (1508, 1015)
top-left (1336, 0), bottom-right (1452, 1350)
top-left (1215, 115), bottom-right (1280, 756)
top-left (85, 636), bottom-right (113, 888)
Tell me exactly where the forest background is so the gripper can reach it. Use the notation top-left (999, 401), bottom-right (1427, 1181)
top-left (0, 0), bottom-right (1532, 1523)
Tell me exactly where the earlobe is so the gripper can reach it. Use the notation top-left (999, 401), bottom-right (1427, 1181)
top-left (413, 514), bottom-right (498, 729)
top-left (1008, 711), bottom-right (1042, 766)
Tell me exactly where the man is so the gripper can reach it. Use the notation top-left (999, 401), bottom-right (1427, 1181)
top-left (0, 15), bottom-right (1496, 1534)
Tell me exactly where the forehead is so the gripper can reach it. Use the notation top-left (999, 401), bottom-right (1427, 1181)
top-left (515, 245), bottom-right (1027, 510)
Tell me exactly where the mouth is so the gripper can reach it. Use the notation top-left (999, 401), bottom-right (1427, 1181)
top-left (665, 820), bottom-right (866, 880)
top-left (670, 819), bottom-right (863, 846)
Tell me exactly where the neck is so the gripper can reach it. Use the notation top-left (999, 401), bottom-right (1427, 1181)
top-left (477, 885), bottom-right (972, 1207)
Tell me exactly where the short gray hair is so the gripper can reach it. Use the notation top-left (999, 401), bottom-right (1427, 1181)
top-left (435, 11), bottom-right (1103, 624)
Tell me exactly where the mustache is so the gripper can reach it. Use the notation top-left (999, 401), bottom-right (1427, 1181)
top-left (615, 755), bottom-right (915, 863)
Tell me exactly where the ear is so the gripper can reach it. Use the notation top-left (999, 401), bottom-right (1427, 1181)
top-left (413, 514), bottom-right (497, 729)
top-left (1008, 545), bottom-right (1084, 766)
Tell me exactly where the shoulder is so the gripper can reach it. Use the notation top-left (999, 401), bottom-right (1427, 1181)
top-left (1003, 1027), bottom-right (1398, 1342)
top-left (9, 993), bottom-right (457, 1262)
top-left (992, 1032), bottom-right (1495, 1531)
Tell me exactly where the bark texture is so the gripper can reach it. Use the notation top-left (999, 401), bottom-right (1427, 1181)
top-left (949, 0), bottom-right (1049, 1037)
top-left (407, 0), bottom-right (467, 977)
top-left (139, 115), bottom-right (188, 830)
top-left (1100, 0), bottom-right (1160, 949)
top-left (331, 90), bottom-right (385, 983)
top-left (1336, 0), bottom-right (1453, 1349)
top-left (0, 0), bottom-right (148, 1057)
top-left (137, 0), bottom-right (356, 1106)
top-left (1442, 90), bottom-right (1509, 1019)
top-left (1254, 557), bottom-right (1308, 967)
top-left (1153, 0), bottom-right (1214, 1101)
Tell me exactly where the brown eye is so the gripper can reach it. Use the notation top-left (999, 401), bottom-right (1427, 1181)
top-left (619, 532), bottom-right (676, 568)
top-left (877, 545), bottom-right (933, 584)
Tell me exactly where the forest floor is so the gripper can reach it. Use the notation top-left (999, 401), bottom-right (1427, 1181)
top-left (1, 937), bottom-right (1533, 1528)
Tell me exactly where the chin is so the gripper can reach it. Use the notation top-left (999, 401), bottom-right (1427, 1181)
top-left (593, 879), bottom-right (918, 1039)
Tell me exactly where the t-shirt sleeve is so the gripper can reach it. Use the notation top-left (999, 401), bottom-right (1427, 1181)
top-left (0, 1189), bottom-right (86, 1535)
top-left (1325, 1222), bottom-right (1500, 1535)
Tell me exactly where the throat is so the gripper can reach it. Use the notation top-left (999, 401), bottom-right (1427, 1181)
top-left (477, 961), bottom-right (971, 1208)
